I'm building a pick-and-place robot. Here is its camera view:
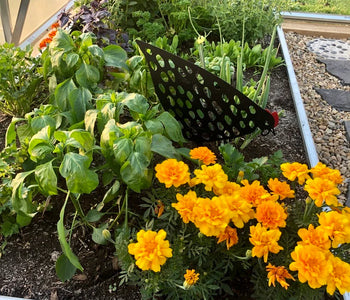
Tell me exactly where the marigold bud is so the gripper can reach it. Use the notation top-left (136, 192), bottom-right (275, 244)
top-left (245, 249), bottom-right (252, 259)
top-left (102, 229), bottom-right (111, 240)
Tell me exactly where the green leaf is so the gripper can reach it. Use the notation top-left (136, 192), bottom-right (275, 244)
top-left (65, 53), bottom-right (79, 69)
top-left (88, 45), bottom-right (104, 59)
top-left (59, 152), bottom-right (98, 194)
top-left (151, 134), bottom-right (179, 159)
top-left (68, 87), bottom-right (92, 122)
top-left (120, 153), bottom-right (152, 192)
top-left (120, 93), bottom-right (149, 115)
top-left (54, 78), bottom-right (76, 111)
top-left (28, 126), bottom-right (54, 162)
top-left (56, 253), bottom-right (77, 282)
top-left (57, 196), bottom-right (83, 272)
top-left (103, 45), bottom-right (128, 69)
top-left (75, 63), bottom-right (100, 88)
top-left (35, 160), bottom-right (58, 196)
top-left (5, 117), bottom-right (23, 146)
top-left (144, 119), bottom-right (164, 134)
top-left (84, 109), bottom-right (98, 135)
top-left (157, 112), bottom-right (185, 143)
top-left (101, 180), bottom-right (120, 204)
top-left (85, 209), bottom-right (104, 222)
top-left (113, 138), bottom-right (133, 165)
top-left (50, 29), bottom-right (74, 52)
top-left (70, 130), bottom-right (94, 152)
top-left (31, 115), bottom-right (56, 133)
top-left (92, 224), bottom-right (108, 245)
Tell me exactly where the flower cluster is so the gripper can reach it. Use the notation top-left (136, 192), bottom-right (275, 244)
top-left (127, 148), bottom-right (350, 297)
top-left (39, 23), bottom-right (59, 49)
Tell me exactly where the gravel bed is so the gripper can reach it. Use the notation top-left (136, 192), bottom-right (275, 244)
top-left (285, 32), bottom-right (350, 203)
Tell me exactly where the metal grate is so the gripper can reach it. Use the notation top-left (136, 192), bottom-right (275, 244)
top-left (137, 40), bottom-right (275, 142)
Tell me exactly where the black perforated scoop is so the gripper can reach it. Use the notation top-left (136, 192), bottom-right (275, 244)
top-left (136, 40), bottom-right (276, 142)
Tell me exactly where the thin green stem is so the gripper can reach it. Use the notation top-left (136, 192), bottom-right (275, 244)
top-left (108, 191), bottom-right (127, 230)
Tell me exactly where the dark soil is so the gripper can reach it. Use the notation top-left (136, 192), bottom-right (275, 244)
top-left (0, 65), bottom-right (308, 300)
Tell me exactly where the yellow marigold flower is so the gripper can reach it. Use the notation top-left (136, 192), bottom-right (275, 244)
top-left (289, 244), bottom-right (331, 289)
top-left (223, 194), bottom-right (254, 228)
top-left (255, 200), bottom-right (287, 229)
top-left (193, 164), bottom-right (228, 192)
top-left (213, 181), bottom-right (241, 196)
top-left (267, 178), bottom-right (295, 200)
top-left (304, 177), bottom-right (341, 207)
top-left (249, 223), bottom-right (283, 263)
top-left (240, 180), bottom-right (270, 207)
top-left (155, 159), bottom-right (190, 188)
top-left (266, 263), bottom-right (295, 290)
top-left (172, 191), bottom-right (198, 223)
top-left (190, 146), bottom-right (217, 165)
top-left (310, 162), bottom-right (343, 185)
top-left (217, 225), bottom-right (239, 250)
top-left (281, 162), bottom-right (311, 185)
top-left (183, 269), bottom-right (199, 289)
top-left (327, 254), bottom-right (350, 295)
top-left (128, 229), bottom-right (172, 272)
top-left (297, 224), bottom-right (331, 250)
top-left (192, 196), bottom-right (232, 237)
top-left (318, 211), bottom-right (350, 248)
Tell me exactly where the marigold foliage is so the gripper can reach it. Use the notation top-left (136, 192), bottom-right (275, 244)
top-left (266, 263), bottom-right (295, 290)
top-left (155, 159), bottom-right (190, 188)
top-left (189, 146), bottom-right (217, 165)
top-left (128, 229), bottom-right (173, 272)
top-left (249, 223), bottom-right (283, 262)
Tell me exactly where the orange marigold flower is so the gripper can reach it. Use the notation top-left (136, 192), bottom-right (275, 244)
top-left (183, 269), bottom-right (199, 288)
top-left (155, 200), bottom-right (165, 218)
top-left (172, 191), bottom-right (198, 223)
top-left (240, 180), bottom-right (269, 206)
top-left (281, 162), bottom-right (310, 185)
top-left (223, 194), bottom-right (254, 228)
top-left (327, 254), bottom-right (350, 295)
top-left (213, 180), bottom-right (241, 196)
top-left (255, 200), bottom-right (287, 229)
top-left (48, 30), bottom-right (57, 39)
top-left (190, 146), bottom-right (217, 165)
top-left (297, 224), bottom-right (331, 250)
top-left (51, 22), bottom-right (60, 29)
top-left (267, 178), bottom-right (295, 200)
top-left (249, 223), bottom-right (283, 262)
top-left (310, 162), bottom-right (343, 184)
top-left (128, 229), bottom-right (172, 272)
top-left (289, 244), bottom-right (332, 289)
top-left (217, 225), bottom-right (239, 250)
top-left (318, 211), bottom-right (350, 248)
top-left (39, 37), bottom-right (52, 49)
top-left (192, 196), bottom-right (232, 237)
top-left (193, 164), bottom-right (228, 192)
top-left (155, 159), bottom-right (190, 188)
top-left (266, 263), bottom-right (295, 290)
top-left (304, 178), bottom-right (341, 207)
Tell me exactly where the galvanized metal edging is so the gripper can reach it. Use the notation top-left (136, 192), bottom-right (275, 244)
top-left (281, 11), bottom-right (350, 23)
top-left (277, 26), bottom-right (319, 168)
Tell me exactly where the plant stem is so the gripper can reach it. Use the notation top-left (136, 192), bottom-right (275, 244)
top-left (108, 190), bottom-right (128, 230)
top-left (70, 193), bottom-right (85, 222)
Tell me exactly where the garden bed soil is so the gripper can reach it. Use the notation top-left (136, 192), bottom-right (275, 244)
top-left (0, 64), bottom-right (308, 299)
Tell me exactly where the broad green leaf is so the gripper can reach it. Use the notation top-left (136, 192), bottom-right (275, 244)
top-left (57, 196), bottom-right (83, 271)
top-left (49, 29), bottom-right (74, 52)
top-left (54, 130), bottom-right (69, 143)
top-left (59, 152), bottom-right (98, 194)
top-left (65, 53), bottom-right (79, 69)
top-left (16, 210), bottom-right (34, 227)
top-left (70, 130), bottom-right (94, 152)
top-left (103, 45), bottom-right (128, 69)
top-left (68, 87), bottom-right (92, 122)
top-left (28, 126), bottom-right (54, 162)
top-left (151, 134), bottom-right (179, 159)
top-left (31, 115), bottom-right (56, 133)
top-left (92, 224), bottom-right (109, 245)
top-left (54, 78), bottom-right (76, 111)
top-left (84, 109), bottom-right (98, 135)
top-left (100, 119), bottom-right (121, 152)
top-left (134, 134), bottom-right (152, 161)
top-left (88, 45), bottom-right (104, 59)
top-left (11, 170), bottom-right (35, 213)
top-left (144, 119), bottom-right (164, 134)
top-left (113, 138), bottom-right (133, 165)
top-left (157, 112), bottom-right (186, 143)
top-left (5, 117), bottom-right (23, 146)
top-left (85, 209), bottom-right (104, 222)
top-left (120, 153), bottom-right (152, 192)
top-left (101, 180), bottom-right (120, 204)
top-left (35, 160), bottom-right (58, 196)
top-left (120, 93), bottom-right (149, 115)
top-left (75, 63), bottom-right (100, 88)
top-left (56, 253), bottom-right (77, 282)
top-left (79, 32), bottom-right (94, 50)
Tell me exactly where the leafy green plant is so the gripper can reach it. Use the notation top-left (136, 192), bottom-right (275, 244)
top-left (0, 44), bottom-right (47, 117)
